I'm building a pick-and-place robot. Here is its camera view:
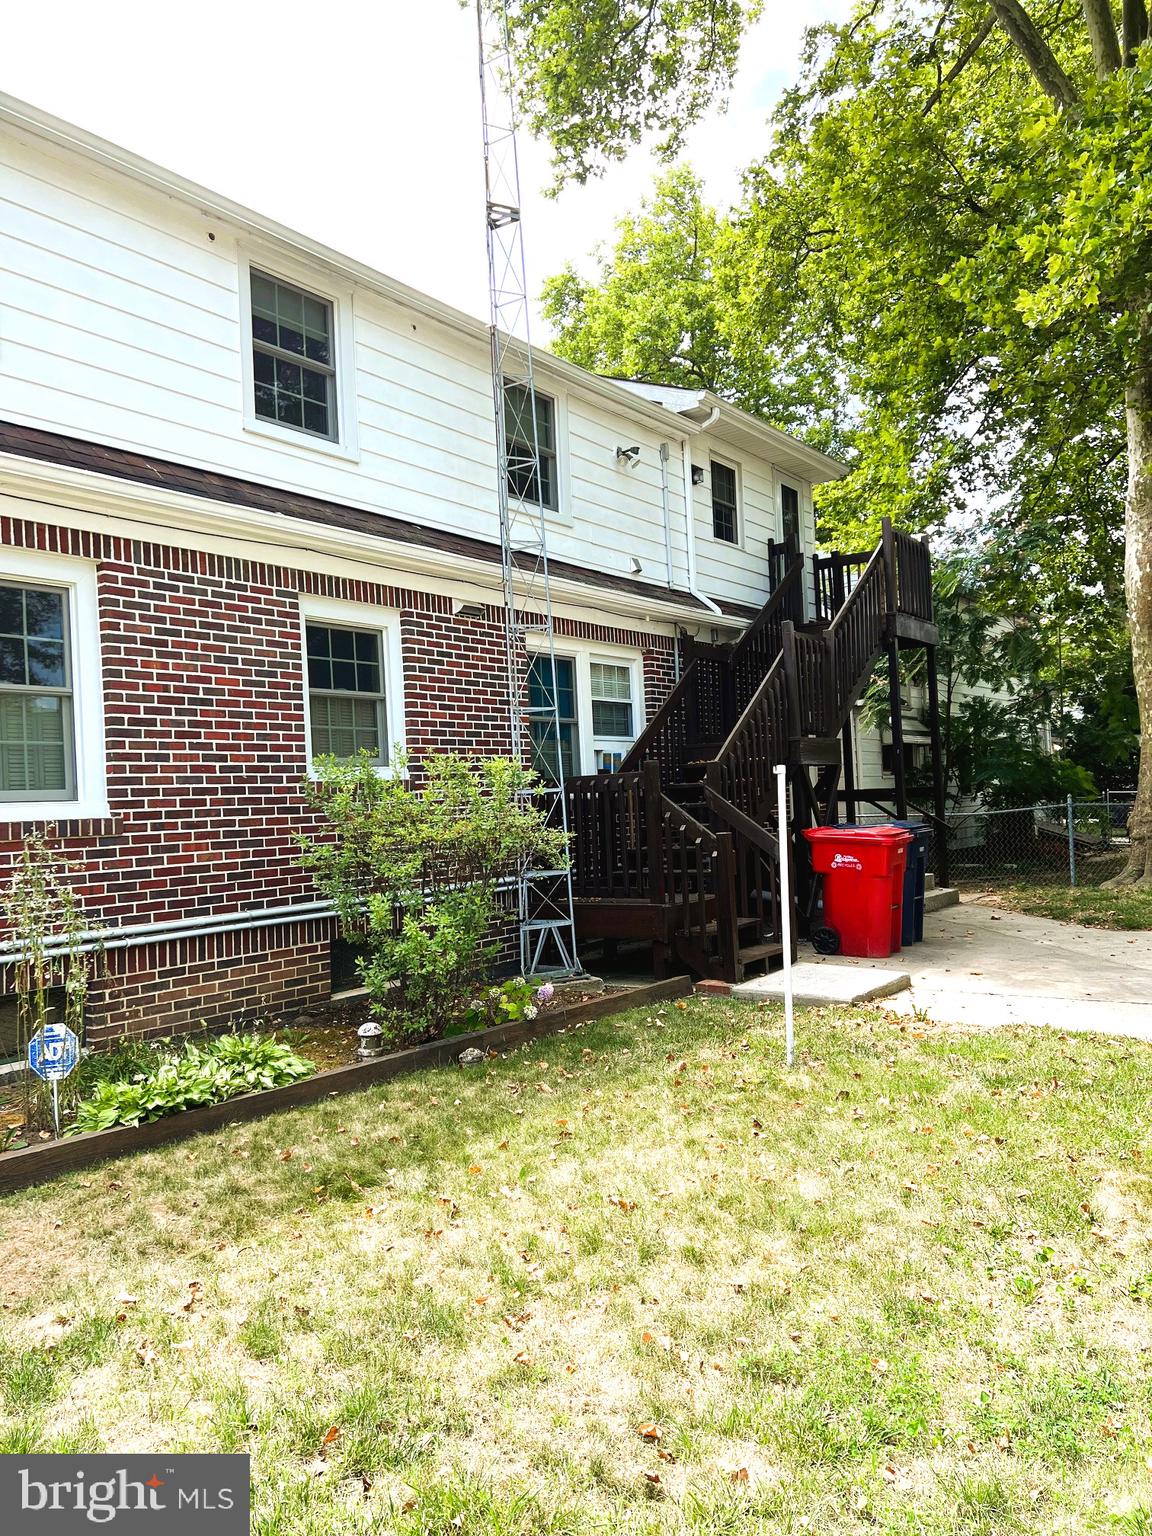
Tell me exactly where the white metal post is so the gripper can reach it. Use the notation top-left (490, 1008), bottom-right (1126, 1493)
top-left (775, 763), bottom-right (795, 1067)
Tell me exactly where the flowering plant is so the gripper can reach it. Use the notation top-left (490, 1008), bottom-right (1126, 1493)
top-left (455, 976), bottom-right (557, 1035)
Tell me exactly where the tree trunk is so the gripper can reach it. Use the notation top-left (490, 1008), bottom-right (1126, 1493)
top-left (1106, 321), bottom-right (1152, 885)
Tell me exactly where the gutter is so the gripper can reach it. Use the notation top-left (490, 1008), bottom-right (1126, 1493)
top-left (680, 412), bottom-right (724, 617)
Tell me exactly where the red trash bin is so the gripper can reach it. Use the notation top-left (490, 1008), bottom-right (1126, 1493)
top-left (803, 826), bottom-right (912, 958)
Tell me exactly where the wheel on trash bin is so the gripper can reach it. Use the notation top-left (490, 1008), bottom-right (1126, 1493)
top-left (811, 925), bottom-right (841, 955)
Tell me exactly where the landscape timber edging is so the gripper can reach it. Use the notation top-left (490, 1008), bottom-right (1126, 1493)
top-left (0, 976), bottom-right (692, 1195)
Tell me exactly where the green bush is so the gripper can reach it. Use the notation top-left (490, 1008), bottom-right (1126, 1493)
top-left (300, 752), bottom-right (567, 1044)
top-left (71, 1033), bottom-right (314, 1133)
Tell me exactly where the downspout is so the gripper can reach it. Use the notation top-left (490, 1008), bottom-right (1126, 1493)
top-left (680, 411), bottom-right (723, 617)
top-left (658, 442), bottom-right (675, 589)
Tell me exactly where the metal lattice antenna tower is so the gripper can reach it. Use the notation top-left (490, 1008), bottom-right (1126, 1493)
top-left (476, 0), bottom-right (579, 976)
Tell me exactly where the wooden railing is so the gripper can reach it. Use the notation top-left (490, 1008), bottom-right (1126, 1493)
top-left (813, 550), bottom-right (871, 624)
top-left (658, 794), bottom-right (733, 976)
top-left (565, 767), bottom-right (658, 902)
top-left (894, 530), bottom-right (933, 621)
top-left (827, 545), bottom-right (888, 729)
top-left (731, 552), bottom-right (805, 713)
top-left (622, 550), bottom-right (804, 782)
top-left (707, 660), bottom-right (790, 820)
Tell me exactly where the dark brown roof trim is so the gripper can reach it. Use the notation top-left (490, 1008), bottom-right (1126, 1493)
top-left (0, 420), bottom-right (753, 619)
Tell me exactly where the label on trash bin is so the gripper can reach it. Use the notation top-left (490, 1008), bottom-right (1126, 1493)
top-left (830, 852), bottom-right (863, 870)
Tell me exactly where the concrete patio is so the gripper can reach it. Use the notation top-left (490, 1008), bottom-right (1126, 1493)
top-left (734, 900), bottom-right (1152, 1040)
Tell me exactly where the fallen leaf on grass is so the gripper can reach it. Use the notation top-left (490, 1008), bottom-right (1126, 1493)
top-left (637, 1423), bottom-right (663, 1442)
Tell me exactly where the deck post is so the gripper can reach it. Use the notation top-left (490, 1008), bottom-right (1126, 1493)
top-left (642, 761), bottom-right (666, 905)
top-left (840, 714), bottom-right (856, 825)
top-left (886, 639), bottom-right (909, 820)
top-left (924, 642), bottom-right (950, 886)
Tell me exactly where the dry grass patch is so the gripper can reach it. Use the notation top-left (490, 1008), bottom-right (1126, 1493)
top-left (2, 998), bottom-right (1151, 1534)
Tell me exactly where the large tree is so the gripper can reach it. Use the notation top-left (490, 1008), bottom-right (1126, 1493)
top-left (503, 0), bottom-right (1152, 884)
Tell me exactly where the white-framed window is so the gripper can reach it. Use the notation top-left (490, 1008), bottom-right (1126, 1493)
top-left (503, 380), bottom-right (559, 512)
top-left (0, 548), bottom-right (106, 820)
top-left (525, 645), bottom-right (643, 780)
top-left (590, 661), bottom-right (636, 773)
top-left (251, 269), bottom-right (338, 442)
top-left (299, 596), bottom-right (404, 773)
top-left (711, 458), bottom-right (740, 544)
top-left (237, 251), bottom-right (359, 461)
top-left (780, 480), bottom-right (801, 549)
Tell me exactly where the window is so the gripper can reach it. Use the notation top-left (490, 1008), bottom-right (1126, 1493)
top-left (306, 623), bottom-right (387, 763)
top-left (590, 662), bottom-right (634, 773)
top-left (711, 460), bottom-right (738, 543)
top-left (781, 481), bottom-right (801, 549)
top-left (251, 270), bottom-right (337, 440)
top-left (527, 655), bottom-right (578, 782)
top-left (504, 382), bottom-right (558, 511)
top-left (0, 583), bottom-right (74, 800)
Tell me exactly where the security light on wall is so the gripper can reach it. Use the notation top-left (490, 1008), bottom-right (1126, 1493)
top-left (616, 445), bottom-right (641, 467)
top-left (691, 463), bottom-right (706, 485)
top-left (628, 556), bottom-right (643, 574)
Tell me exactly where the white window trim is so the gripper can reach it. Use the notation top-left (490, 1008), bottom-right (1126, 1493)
top-left (298, 595), bottom-right (405, 777)
top-left (774, 470), bottom-right (810, 550)
top-left (526, 641), bottom-right (644, 777)
top-left (708, 455), bottom-right (743, 549)
top-left (0, 547), bottom-right (108, 821)
top-left (238, 248), bottom-right (360, 464)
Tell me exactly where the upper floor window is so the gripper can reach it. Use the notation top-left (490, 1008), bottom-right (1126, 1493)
top-left (0, 583), bottom-right (73, 800)
top-left (781, 481), bottom-right (801, 549)
top-left (504, 382), bottom-right (558, 511)
top-left (711, 460), bottom-right (739, 543)
top-left (306, 622), bottom-right (386, 764)
top-left (251, 271), bottom-right (337, 441)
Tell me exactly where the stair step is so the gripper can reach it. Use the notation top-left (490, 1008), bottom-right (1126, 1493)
top-left (924, 886), bottom-right (959, 913)
top-left (738, 941), bottom-right (785, 964)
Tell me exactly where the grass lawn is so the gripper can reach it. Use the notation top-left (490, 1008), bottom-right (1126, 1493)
top-left (2, 998), bottom-right (1152, 1534)
top-left (970, 883), bottom-right (1152, 931)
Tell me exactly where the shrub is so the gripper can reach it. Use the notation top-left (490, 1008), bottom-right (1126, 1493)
top-left (71, 1033), bottom-right (314, 1132)
top-left (454, 977), bottom-right (556, 1036)
top-left (300, 752), bottom-right (567, 1043)
top-left (2, 832), bottom-right (103, 1134)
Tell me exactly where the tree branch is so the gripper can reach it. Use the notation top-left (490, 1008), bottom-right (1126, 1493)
top-left (988, 0), bottom-right (1081, 112)
top-left (923, 8), bottom-right (997, 113)
top-left (1123, 0), bottom-right (1149, 62)
top-left (1080, 0), bottom-right (1123, 75)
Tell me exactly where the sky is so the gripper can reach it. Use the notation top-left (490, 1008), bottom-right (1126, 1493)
top-left (4, 0), bottom-right (848, 333)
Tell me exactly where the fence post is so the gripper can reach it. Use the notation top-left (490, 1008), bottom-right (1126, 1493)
top-left (1066, 794), bottom-right (1077, 887)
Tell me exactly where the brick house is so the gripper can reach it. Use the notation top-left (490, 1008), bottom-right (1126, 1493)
top-left (0, 94), bottom-right (864, 1049)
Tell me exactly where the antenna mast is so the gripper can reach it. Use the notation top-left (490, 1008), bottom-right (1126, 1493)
top-left (476, 1), bottom-right (579, 976)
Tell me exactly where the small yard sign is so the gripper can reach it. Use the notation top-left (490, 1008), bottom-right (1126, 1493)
top-left (28, 1022), bottom-right (80, 1082)
top-left (28, 1022), bottom-right (80, 1138)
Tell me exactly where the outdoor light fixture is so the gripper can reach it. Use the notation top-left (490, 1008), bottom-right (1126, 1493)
top-left (628, 556), bottom-right (643, 574)
top-left (357, 1020), bottom-right (384, 1059)
top-left (691, 464), bottom-right (706, 485)
top-left (616, 445), bottom-right (641, 466)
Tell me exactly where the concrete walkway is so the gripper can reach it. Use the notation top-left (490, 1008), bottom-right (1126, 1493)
top-left (809, 901), bottom-right (1152, 1040)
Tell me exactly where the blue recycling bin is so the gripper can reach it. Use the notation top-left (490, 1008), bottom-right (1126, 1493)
top-left (887, 819), bottom-right (929, 944)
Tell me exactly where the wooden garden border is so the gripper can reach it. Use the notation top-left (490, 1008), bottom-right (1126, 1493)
top-left (0, 976), bottom-right (692, 1195)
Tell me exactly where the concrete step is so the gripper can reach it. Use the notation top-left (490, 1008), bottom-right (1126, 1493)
top-left (732, 962), bottom-right (910, 1006)
top-left (925, 886), bottom-right (960, 913)
top-left (925, 872), bottom-right (936, 891)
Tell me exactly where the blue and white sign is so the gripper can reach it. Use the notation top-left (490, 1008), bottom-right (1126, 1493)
top-left (28, 1022), bottom-right (80, 1082)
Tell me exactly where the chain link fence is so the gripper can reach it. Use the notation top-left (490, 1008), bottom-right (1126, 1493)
top-left (943, 795), bottom-right (1135, 889)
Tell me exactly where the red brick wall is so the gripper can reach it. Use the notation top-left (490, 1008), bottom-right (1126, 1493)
top-left (0, 517), bottom-right (680, 1042)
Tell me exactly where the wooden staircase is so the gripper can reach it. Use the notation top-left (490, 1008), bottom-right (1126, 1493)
top-left (565, 520), bottom-right (939, 982)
